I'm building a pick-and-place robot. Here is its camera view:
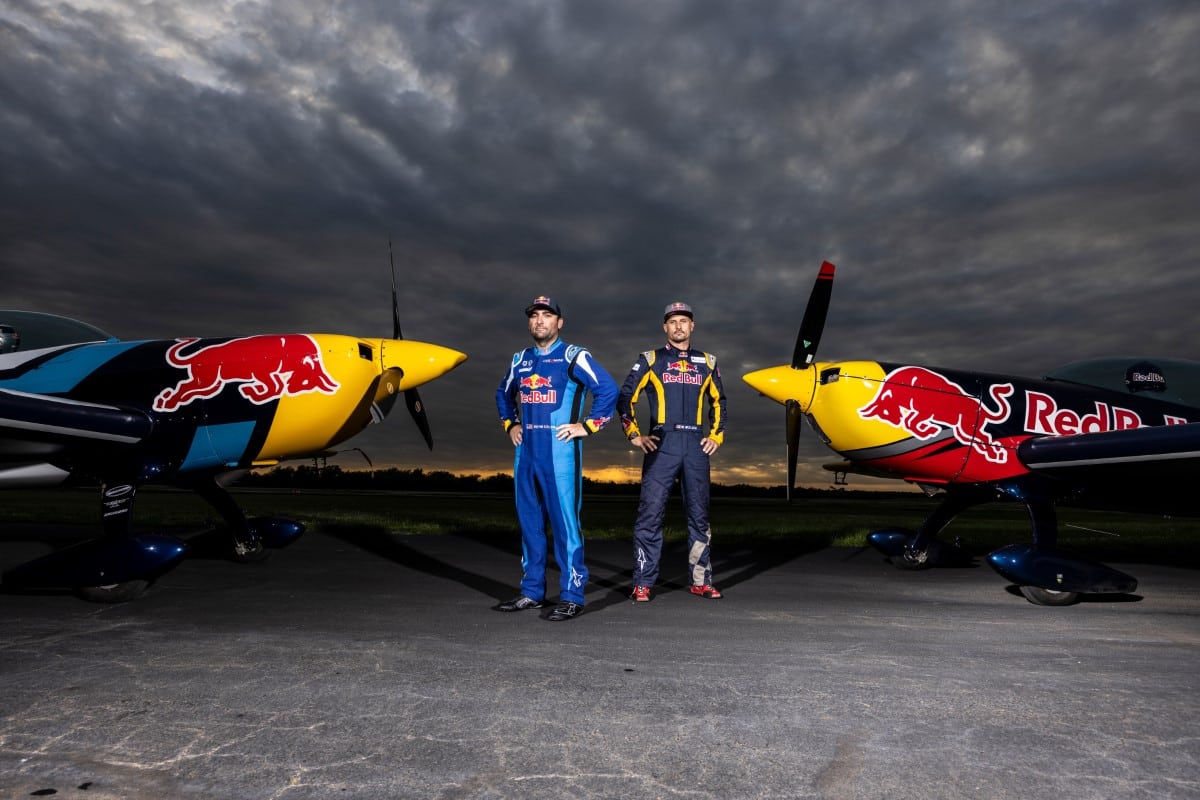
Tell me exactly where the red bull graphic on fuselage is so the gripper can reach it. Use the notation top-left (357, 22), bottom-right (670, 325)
top-left (153, 335), bottom-right (341, 412)
top-left (858, 366), bottom-right (1016, 464)
top-left (845, 363), bottom-right (1197, 484)
top-left (857, 366), bottom-right (1175, 466)
top-left (1023, 391), bottom-right (1163, 435)
top-left (519, 373), bottom-right (557, 404)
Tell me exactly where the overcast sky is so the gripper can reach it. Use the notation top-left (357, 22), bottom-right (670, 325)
top-left (3, 0), bottom-right (1198, 488)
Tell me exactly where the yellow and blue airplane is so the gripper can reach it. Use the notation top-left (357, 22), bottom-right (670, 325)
top-left (0, 292), bottom-right (466, 602)
top-left (744, 262), bottom-right (1200, 605)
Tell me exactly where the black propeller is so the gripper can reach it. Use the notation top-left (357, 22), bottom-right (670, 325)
top-left (791, 260), bottom-right (835, 369)
top-left (785, 399), bottom-right (803, 499)
top-left (786, 261), bottom-right (836, 500)
top-left (390, 240), bottom-right (435, 450)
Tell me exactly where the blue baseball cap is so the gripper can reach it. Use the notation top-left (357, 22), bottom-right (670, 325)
top-left (525, 295), bottom-right (562, 317)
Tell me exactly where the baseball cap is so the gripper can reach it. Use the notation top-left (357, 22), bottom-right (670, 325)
top-left (663, 301), bottom-right (693, 322)
top-left (525, 295), bottom-right (562, 317)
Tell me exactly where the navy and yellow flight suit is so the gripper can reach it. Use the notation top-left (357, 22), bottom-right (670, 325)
top-left (496, 340), bottom-right (618, 605)
top-left (618, 345), bottom-right (726, 588)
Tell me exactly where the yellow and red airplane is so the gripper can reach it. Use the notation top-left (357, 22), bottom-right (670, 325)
top-left (744, 262), bottom-right (1200, 605)
top-left (0, 290), bottom-right (466, 602)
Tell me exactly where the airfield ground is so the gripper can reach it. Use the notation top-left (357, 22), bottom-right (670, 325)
top-left (1, 517), bottom-right (1197, 799)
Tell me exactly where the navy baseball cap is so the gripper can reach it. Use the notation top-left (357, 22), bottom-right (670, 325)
top-left (663, 301), bottom-right (693, 322)
top-left (525, 295), bottom-right (562, 317)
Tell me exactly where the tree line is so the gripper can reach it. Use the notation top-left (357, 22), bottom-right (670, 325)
top-left (235, 464), bottom-right (861, 499)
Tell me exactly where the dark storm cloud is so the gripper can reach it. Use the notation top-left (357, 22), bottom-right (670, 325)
top-left (3, 0), bottom-right (1198, 486)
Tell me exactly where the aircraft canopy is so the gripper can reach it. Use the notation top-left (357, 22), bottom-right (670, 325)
top-left (0, 310), bottom-right (114, 351)
top-left (1046, 356), bottom-right (1200, 408)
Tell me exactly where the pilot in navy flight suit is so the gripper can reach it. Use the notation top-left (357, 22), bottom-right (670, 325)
top-left (618, 302), bottom-right (726, 603)
top-left (495, 295), bottom-right (618, 621)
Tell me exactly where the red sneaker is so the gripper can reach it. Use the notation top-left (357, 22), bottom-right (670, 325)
top-left (630, 585), bottom-right (651, 603)
top-left (689, 584), bottom-right (723, 599)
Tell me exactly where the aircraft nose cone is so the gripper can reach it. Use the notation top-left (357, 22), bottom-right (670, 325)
top-left (742, 364), bottom-right (817, 412)
top-left (383, 340), bottom-right (468, 390)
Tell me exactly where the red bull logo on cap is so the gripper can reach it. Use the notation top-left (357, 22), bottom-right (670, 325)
top-left (519, 373), bottom-right (557, 403)
top-left (663, 301), bottom-right (693, 321)
top-left (858, 366), bottom-right (1014, 464)
top-left (153, 335), bottom-right (341, 412)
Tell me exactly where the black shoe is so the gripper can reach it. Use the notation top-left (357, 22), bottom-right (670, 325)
top-left (546, 602), bottom-right (582, 621)
top-left (496, 595), bottom-right (545, 612)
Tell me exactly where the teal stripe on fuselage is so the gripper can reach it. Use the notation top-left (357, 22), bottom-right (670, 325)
top-left (181, 422), bottom-right (257, 471)
top-left (0, 341), bottom-right (147, 394)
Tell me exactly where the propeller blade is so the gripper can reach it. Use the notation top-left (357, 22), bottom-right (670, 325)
top-left (791, 261), bottom-right (836, 369)
top-left (406, 388), bottom-right (434, 450)
top-left (786, 399), bottom-right (802, 501)
top-left (386, 239), bottom-right (456, 450)
top-left (389, 238), bottom-right (403, 340)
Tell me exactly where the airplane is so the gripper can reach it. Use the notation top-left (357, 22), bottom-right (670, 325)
top-left (0, 276), bottom-right (467, 602)
top-left (743, 262), bottom-right (1200, 605)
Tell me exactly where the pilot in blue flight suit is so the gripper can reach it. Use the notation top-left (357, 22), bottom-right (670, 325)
top-left (495, 295), bottom-right (618, 621)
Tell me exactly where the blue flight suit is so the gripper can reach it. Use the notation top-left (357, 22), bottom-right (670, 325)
top-left (496, 339), bottom-right (618, 605)
top-left (618, 345), bottom-right (726, 587)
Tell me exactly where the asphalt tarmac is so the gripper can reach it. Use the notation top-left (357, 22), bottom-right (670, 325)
top-left (1, 524), bottom-right (1198, 800)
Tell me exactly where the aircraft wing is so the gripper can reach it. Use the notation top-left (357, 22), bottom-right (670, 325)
top-left (1017, 422), bottom-right (1200, 516)
top-left (1019, 422), bottom-right (1200, 470)
top-left (0, 388), bottom-right (153, 446)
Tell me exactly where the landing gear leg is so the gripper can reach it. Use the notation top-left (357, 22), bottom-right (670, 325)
top-left (1017, 497), bottom-right (1079, 606)
top-left (189, 476), bottom-right (267, 562)
top-left (100, 482), bottom-right (138, 538)
top-left (73, 482), bottom-right (155, 602)
top-left (895, 487), bottom-right (990, 569)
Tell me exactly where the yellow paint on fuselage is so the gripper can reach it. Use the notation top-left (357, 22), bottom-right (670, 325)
top-left (257, 334), bottom-right (466, 461)
top-left (743, 360), bottom-right (909, 454)
top-left (806, 361), bottom-right (907, 453)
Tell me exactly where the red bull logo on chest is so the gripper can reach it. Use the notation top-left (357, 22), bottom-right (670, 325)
top-left (153, 335), bottom-right (341, 412)
top-left (519, 373), bottom-right (557, 404)
top-left (858, 366), bottom-right (1014, 464)
top-left (663, 360), bottom-right (703, 385)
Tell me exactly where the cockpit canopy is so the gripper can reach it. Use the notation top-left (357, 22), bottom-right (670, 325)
top-left (0, 310), bottom-right (114, 352)
top-left (1046, 356), bottom-right (1200, 408)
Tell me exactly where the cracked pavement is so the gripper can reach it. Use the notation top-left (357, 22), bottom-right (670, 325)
top-left (1, 525), bottom-right (1198, 799)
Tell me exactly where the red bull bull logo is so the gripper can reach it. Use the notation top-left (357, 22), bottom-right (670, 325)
top-left (858, 366), bottom-right (1014, 464)
top-left (519, 373), bottom-right (557, 404)
top-left (662, 360), bottom-right (703, 385)
top-left (153, 335), bottom-right (341, 412)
